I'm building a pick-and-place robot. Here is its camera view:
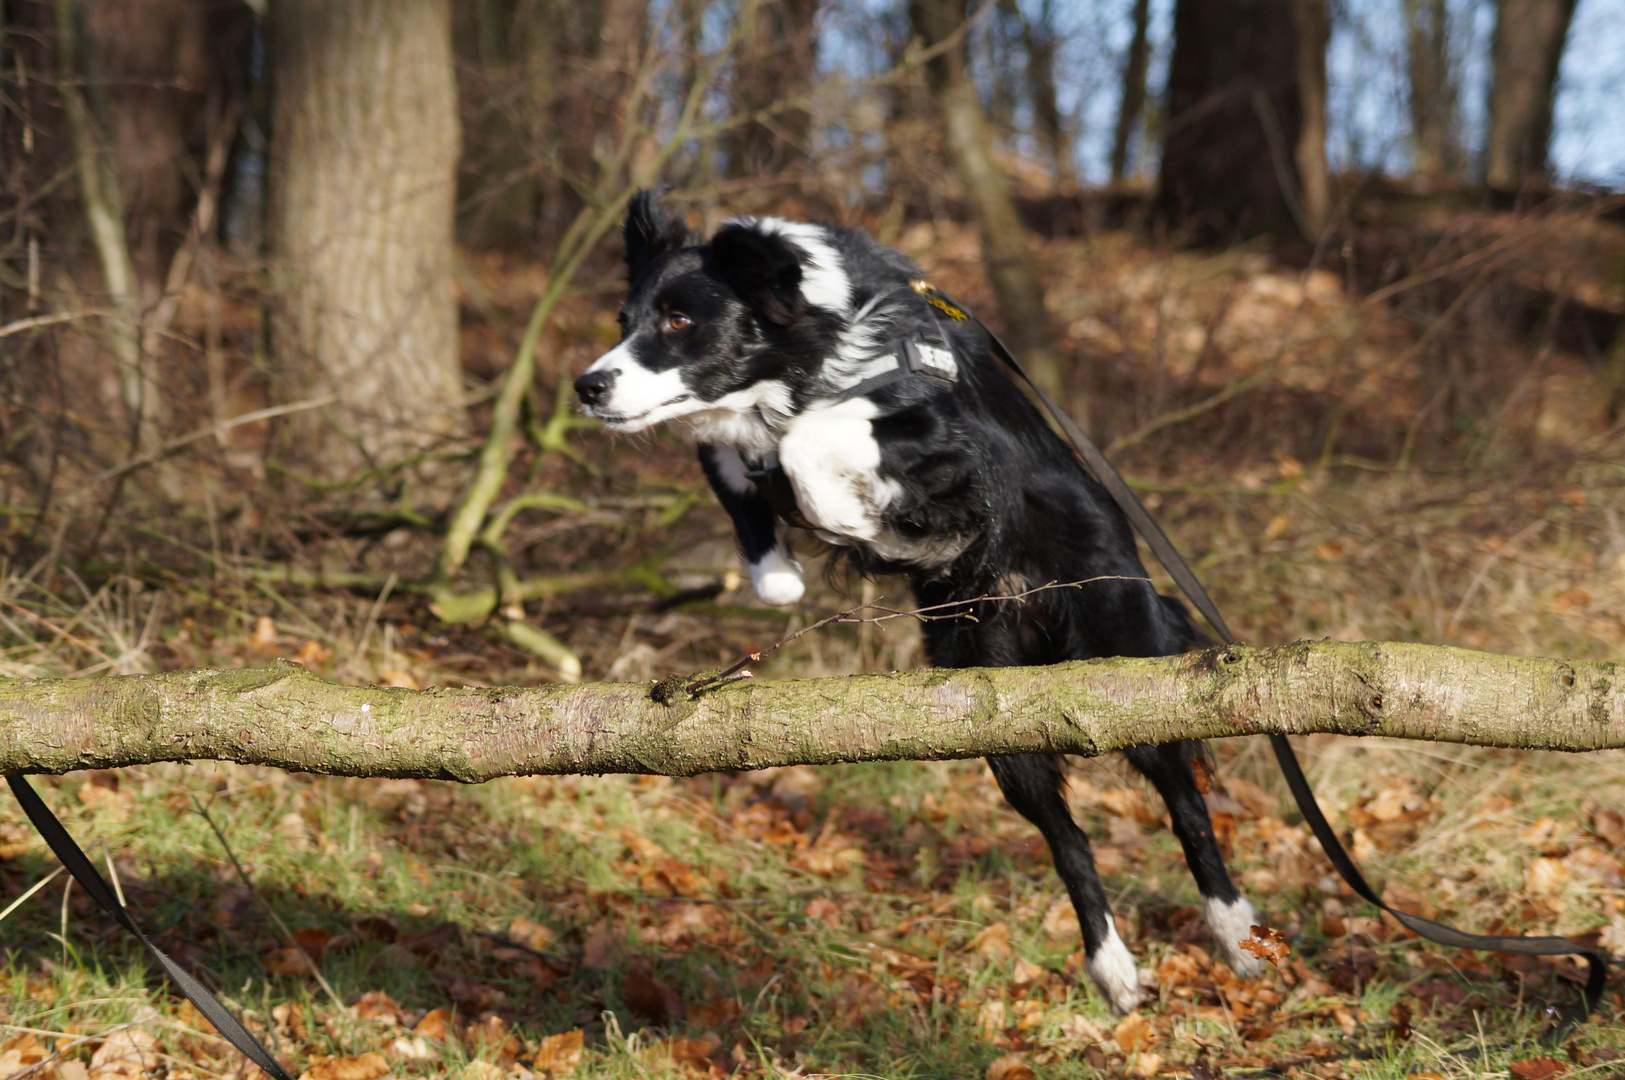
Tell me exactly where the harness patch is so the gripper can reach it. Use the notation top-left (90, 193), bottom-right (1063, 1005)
top-left (909, 279), bottom-right (969, 320)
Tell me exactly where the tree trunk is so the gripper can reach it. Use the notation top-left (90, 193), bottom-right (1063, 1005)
top-left (910, 0), bottom-right (1064, 398)
top-left (1021, 0), bottom-right (1074, 188)
top-left (725, 0), bottom-right (820, 179)
top-left (268, 0), bottom-right (466, 485)
top-left (1109, 0), bottom-right (1151, 184)
top-left (1157, 0), bottom-right (1313, 243)
top-left (2, 642), bottom-right (1622, 778)
top-left (1292, 0), bottom-right (1330, 233)
top-left (1484, 0), bottom-right (1576, 193)
top-left (1406, 0), bottom-right (1459, 179)
top-left (53, 0), bottom-right (154, 452)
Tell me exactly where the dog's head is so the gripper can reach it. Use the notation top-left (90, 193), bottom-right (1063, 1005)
top-left (574, 191), bottom-right (852, 437)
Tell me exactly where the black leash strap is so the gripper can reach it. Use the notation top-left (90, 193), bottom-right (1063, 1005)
top-left (6, 775), bottom-right (298, 1080)
top-left (909, 281), bottom-right (1611, 1032)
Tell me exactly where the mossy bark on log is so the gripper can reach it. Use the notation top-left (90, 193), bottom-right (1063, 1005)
top-left (0, 641), bottom-right (1620, 780)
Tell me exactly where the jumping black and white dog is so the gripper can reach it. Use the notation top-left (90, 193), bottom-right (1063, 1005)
top-left (575, 192), bottom-right (1260, 1012)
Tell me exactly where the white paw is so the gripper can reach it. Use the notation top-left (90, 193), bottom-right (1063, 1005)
top-left (1086, 925), bottom-right (1143, 1015)
top-left (749, 550), bottom-right (805, 605)
top-left (1205, 895), bottom-right (1263, 977)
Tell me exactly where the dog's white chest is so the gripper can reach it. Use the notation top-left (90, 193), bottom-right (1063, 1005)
top-left (768, 400), bottom-right (973, 569)
top-left (775, 400), bottom-right (900, 545)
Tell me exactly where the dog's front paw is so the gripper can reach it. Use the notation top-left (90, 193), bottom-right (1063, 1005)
top-left (1204, 895), bottom-right (1263, 978)
top-left (1086, 929), bottom-right (1143, 1015)
top-left (749, 550), bottom-right (805, 605)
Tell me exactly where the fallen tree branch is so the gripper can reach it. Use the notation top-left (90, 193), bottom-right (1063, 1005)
top-left (1, 641), bottom-right (1620, 780)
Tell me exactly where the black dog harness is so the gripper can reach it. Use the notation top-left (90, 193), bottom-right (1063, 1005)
top-left (743, 288), bottom-right (960, 523)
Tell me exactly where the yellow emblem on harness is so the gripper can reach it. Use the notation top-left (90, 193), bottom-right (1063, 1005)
top-left (908, 279), bottom-right (968, 321)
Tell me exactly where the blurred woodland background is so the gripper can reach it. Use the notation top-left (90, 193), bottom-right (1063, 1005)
top-left (0, 0), bottom-right (1621, 682)
top-left (2, 1), bottom-right (1625, 1078)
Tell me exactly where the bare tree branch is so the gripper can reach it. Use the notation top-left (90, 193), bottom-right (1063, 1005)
top-left (1, 641), bottom-right (1619, 779)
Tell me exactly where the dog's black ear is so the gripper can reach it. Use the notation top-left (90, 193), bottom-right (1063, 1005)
top-left (625, 190), bottom-right (693, 281)
top-left (709, 223), bottom-right (805, 325)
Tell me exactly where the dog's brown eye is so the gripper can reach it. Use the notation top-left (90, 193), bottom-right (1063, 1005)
top-left (666, 312), bottom-right (692, 331)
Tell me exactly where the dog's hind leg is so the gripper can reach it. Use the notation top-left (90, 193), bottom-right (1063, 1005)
top-left (1123, 742), bottom-right (1262, 977)
top-left (987, 753), bottom-right (1142, 1014)
top-left (697, 444), bottom-right (803, 604)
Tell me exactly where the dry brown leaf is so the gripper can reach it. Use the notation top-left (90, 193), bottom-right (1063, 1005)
top-left (376, 668), bottom-right (420, 690)
top-left (652, 903), bottom-right (718, 945)
top-left (1363, 781), bottom-right (1427, 823)
top-left (1238, 925), bottom-right (1289, 966)
top-left (1592, 809), bottom-right (1625, 848)
top-left (385, 1038), bottom-right (434, 1063)
top-left (1509, 1057), bottom-right (1567, 1080)
top-left (768, 765), bottom-right (825, 799)
top-left (1, 1034), bottom-right (48, 1080)
top-left (88, 1030), bottom-right (160, 1080)
top-left (642, 1036), bottom-right (719, 1079)
top-left (691, 999), bottom-right (742, 1030)
top-left (969, 922), bottom-right (1013, 960)
top-left (464, 1014), bottom-right (520, 1065)
top-left (300, 1053), bottom-right (390, 1080)
top-left (1563, 846), bottom-right (1623, 884)
top-left (653, 857), bottom-right (710, 896)
top-left (1113, 1012), bottom-right (1156, 1053)
top-left (437, 974), bottom-right (500, 1012)
top-left (984, 1051), bottom-right (1034, 1080)
top-left (1098, 788), bottom-right (1163, 827)
top-left (1156, 950), bottom-right (1203, 988)
top-left (459, 1063), bottom-right (504, 1080)
top-left (1132, 1051), bottom-right (1163, 1078)
top-left (0, 820), bottom-right (33, 860)
top-left (292, 927), bottom-right (334, 959)
top-left (353, 913), bottom-right (400, 942)
top-left (618, 825), bottom-right (668, 863)
top-left (1010, 957), bottom-right (1046, 986)
top-left (249, 616), bottom-right (278, 652)
top-left (294, 640), bottom-right (333, 666)
top-left (580, 920), bottom-right (616, 969)
top-left (413, 1008), bottom-right (457, 1041)
top-left (1551, 588), bottom-right (1591, 613)
top-left (277, 812), bottom-right (312, 850)
top-left (976, 1000), bottom-right (1006, 1040)
top-left (1040, 899), bottom-right (1079, 939)
top-left (532, 1030), bottom-right (583, 1076)
top-left (622, 968), bottom-right (685, 1025)
top-left (261, 946), bottom-right (316, 976)
top-left (506, 916), bottom-right (556, 952)
top-left (273, 1002), bottom-right (306, 1041)
top-left (806, 897), bottom-right (841, 926)
top-left (352, 991), bottom-right (400, 1024)
top-left (1220, 776), bottom-right (1277, 819)
top-left (1526, 856), bottom-right (1571, 895)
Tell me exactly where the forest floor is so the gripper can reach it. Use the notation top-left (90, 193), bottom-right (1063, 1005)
top-left (3, 201), bottom-right (1625, 1080)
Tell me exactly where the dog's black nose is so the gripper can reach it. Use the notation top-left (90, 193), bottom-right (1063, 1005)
top-left (574, 369), bottom-right (616, 407)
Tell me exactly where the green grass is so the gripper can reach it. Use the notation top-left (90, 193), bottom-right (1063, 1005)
top-left (4, 735), bottom-right (1623, 1079)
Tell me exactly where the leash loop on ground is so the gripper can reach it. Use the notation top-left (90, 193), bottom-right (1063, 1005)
top-left (908, 281), bottom-right (1611, 1036)
top-left (6, 775), bottom-right (298, 1080)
